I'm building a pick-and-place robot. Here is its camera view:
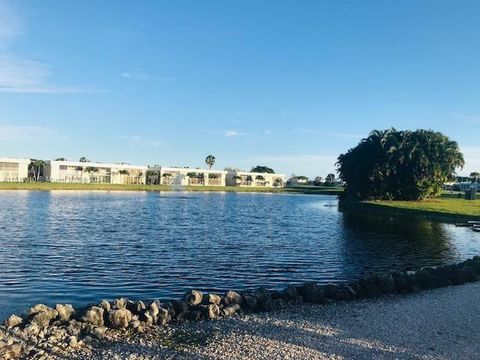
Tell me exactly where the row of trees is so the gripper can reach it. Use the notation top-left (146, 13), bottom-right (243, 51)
top-left (337, 129), bottom-right (464, 200)
top-left (467, 172), bottom-right (480, 183)
top-left (287, 174), bottom-right (337, 186)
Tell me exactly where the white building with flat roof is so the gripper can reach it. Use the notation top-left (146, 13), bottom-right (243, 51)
top-left (147, 166), bottom-right (227, 186)
top-left (45, 160), bottom-right (147, 184)
top-left (0, 158), bottom-right (30, 182)
top-left (226, 171), bottom-right (286, 188)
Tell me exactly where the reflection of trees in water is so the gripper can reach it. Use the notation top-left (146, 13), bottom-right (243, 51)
top-left (338, 210), bottom-right (459, 279)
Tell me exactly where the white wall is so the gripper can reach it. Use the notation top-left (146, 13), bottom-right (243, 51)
top-left (226, 171), bottom-right (286, 187)
top-left (0, 158), bottom-right (30, 182)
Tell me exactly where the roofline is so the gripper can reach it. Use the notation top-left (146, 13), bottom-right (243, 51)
top-left (148, 166), bottom-right (227, 174)
top-left (47, 160), bottom-right (147, 169)
top-left (0, 157), bottom-right (31, 163)
top-left (228, 171), bottom-right (286, 177)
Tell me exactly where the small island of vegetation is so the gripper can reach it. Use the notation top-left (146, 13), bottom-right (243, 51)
top-left (337, 128), bottom-right (479, 220)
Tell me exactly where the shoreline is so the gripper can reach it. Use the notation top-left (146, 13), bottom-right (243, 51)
top-left (2, 256), bottom-right (480, 359)
top-left (0, 183), bottom-right (343, 196)
top-left (340, 197), bottom-right (480, 222)
top-left (78, 282), bottom-right (480, 359)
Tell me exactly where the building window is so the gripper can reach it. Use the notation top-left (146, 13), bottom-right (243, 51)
top-left (0, 162), bottom-right (19, 171)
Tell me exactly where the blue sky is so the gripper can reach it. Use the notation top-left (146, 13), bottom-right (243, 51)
top-left (0, 0), bottom-right (479, 177)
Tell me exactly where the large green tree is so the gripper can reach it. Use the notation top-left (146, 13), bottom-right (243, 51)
top-left (251, 165), bottom-right (275, 173)
top-left (325, 173), bottom-right (336, 185)
top-left (337, 129), bottom-right (464, 200)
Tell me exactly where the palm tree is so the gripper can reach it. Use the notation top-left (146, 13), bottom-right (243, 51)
top-left (205, 155), bottom-right (216, 170)
top-left (162, 172), bottom-right (173, 185)
top-left (79, 157), bottom-right (89, 162)
top-left (28, 160), bottom-right (37, 181)
top-left (233, 175), bottom-right (242, 186)
top-left (186, 172), bottom-right (197, 185)
top-left (29, 159), bottom-right (46, 181)
top-left (118, 169), bottom-right (129, 175)
top-left (84, 166), bottom-right (98, 183)
top-left (146, 170), bottom-right (160, 185)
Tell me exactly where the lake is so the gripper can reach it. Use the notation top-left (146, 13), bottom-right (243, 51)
top-left (0, 191), bottom-right (479, 319)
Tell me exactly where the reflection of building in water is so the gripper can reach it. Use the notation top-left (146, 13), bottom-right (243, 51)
top-left (45, 160), bottom-right (147, 184)
top-left (0, 158), bottom-right (30, 182)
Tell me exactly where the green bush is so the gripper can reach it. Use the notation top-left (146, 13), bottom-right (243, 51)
top-left (337, 129), bottom-right (464, 200)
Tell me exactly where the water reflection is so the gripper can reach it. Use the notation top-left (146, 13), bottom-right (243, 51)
top-left (338, 212), bottom-right (458, 277)
top-left (0, 191), bottom-right (478, 319)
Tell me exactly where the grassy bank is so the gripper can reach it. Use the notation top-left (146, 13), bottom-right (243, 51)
top-left (0, 182), bottom-right (343, 195)
top-left (283, 185), bottom-right (343, 195)
top-left (363, 195), bottom-right (480, 220)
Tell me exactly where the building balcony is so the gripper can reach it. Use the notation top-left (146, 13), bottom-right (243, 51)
top-left (189, 178), bottom-right (205, 186)
top-left (208, 179), bottom-right (222, 186)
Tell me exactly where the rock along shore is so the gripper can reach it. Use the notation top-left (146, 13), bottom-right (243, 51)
top-left (2, 256), bottom-right (480, 359)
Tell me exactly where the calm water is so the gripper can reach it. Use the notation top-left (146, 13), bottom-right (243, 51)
top-left (0, 191), bottom-right (479, 319)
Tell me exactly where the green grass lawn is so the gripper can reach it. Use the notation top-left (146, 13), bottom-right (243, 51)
top-left (0, 182), bottom-right (343, 195)
top-left (283, 185), bottom-right (343, 195)
top-left (365, 195), bottom-right (480, 219)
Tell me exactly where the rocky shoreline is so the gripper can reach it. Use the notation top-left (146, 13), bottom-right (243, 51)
top-left (2, 256), bottom-right (480, 359)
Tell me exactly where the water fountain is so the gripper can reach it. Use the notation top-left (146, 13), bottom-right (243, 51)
top-left (170, 173), bottom-right (186, 192)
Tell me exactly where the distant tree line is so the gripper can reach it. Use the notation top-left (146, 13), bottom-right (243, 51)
top-left (286, 173), bottom-right (338, 187)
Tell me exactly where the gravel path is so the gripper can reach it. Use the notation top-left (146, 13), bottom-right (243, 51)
top-left (72, 282), bottom-right (480, 360)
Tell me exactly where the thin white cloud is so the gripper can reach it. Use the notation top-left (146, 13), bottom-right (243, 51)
top-left (0, 2), bottom-right (95, 94)
top-left (204, 129), bottom-right (245, 137)
top-left (264, 129), bottom-right (273, 135)
top-left (121, 70), bottom-right (174, 81)
top-left (118, 135), bottom-right (166, 148)
top-left (0, 125), bottom-right (60, 141)
top-left (295, 128), bottom-right (315, 134)
top-left (224, 130), bottom-right (244, 137)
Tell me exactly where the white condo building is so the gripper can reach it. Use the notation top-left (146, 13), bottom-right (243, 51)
top-left (147, 166), bottom-right (227, 186)
top-left (0, 158), bottom-right (30, 182)
top-left (45, 160), bottom-right (147, 184)
top-left (226, 171), bottom-right (286, 188)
